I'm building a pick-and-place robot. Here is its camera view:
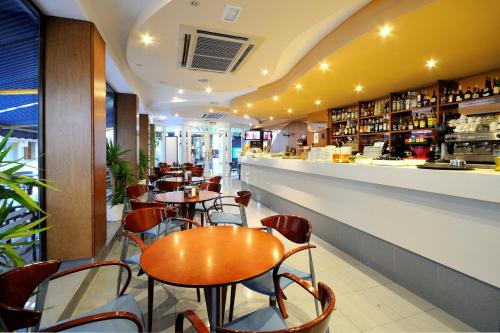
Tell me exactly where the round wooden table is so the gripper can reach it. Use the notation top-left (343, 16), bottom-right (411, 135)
top-left (153, 190), bottom-right (219, 219)
top-left (141, 226), bottom-right (285, 332)
top-left (158, 176), bottom-right (204, 184)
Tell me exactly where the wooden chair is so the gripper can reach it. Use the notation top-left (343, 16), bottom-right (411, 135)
top-left (0, 260), bottom-right (143, 332)
top-left (207, 191), bottom-right (251, 227)
top-left (228, 214), bottom-right (319, 320)
top-left (130, 200), bottom-right (184, 235)
top-left (175, 273), bottom-right (335, 333)
top-left (195, 182), bottom-right (222, 226)
top-left (209, 176), bottom-right (222, 184)
top-left (192, 167), bottom-right (204, 177)
top-left (124, 184), bottom-right (149, 213)
top-left (156, 180), bottom-right (183, 192)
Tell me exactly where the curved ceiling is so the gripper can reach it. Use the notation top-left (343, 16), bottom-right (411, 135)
top-left (232, 0), bottom-right (500, 122)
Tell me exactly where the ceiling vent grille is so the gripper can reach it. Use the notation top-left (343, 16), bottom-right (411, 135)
top-left (202, 113), bottom-right (226, 120)
top-left (178, 25), bottom-right (259, 74)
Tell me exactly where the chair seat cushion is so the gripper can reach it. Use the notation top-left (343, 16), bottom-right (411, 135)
top-left (224, 307), bottom-right (286, 331)
top-left (123, 253), bottom-right (141, 266)
top-left (209, 212), bottom-right (242, 225)
top-left (54, 294), bottom-right (143, 332)
top-left (242, 263), bottom-right (311, 296)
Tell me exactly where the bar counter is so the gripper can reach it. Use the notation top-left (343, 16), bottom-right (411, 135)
top-left (239, 157), bottom-right (500, 303)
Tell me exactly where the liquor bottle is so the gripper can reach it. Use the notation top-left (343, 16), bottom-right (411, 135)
top-left (464, 86), bottom-right (472, 100)
top-left (411, 92), bottom-right (418, 108)
top-left (392, 118), bottom-right (398, 131)
top-left (440, 87), bottom-right (448, 104)
top-left (423, 90), bottom-right (429, 107)
top-left (413, 113), bottom-right (420, 129)
top-left (430, 90), bottom-right (437, 105)
top-left (419, 113), bottom-right (427, 129)
top-left (483, 77), bottom-right (493, 97)
top-left (392, 97), bottom-right (397, 111)
top-left (417, 90), bottom-right (423, 108)
top-left (395, 97), bottom-right (401, 111)
top-left (472, 84), bottom-right (481, 99)
top-left (494, 77), bottom-right (500, 95)
top-left (408, 117), bottom-right (414, 130)
top-left (455, 85), bottom-right (464, 102)
top-left (405, 92), bottom-right (410, 110)
top-left (427, 111), bottom-right (434, 128)
top-left (448, 88), bottom-right (455, 103)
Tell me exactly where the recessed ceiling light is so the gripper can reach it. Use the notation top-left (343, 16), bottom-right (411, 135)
top-left (246, 103), bottom-right (252, 108)
top-left (355, 84), bottom-right (364, 93)
top-left (198, 78), bottom-right (209, 83)
top-left (269, 116), bottom-right (274, 120)
top-left (295, 83), bottom-right (302, 90)
top-left (175, 113), bottom-right (179, 117)
top-left (425, 58), bottom-right (438, 69)
top-left (172, 96), bottom-right (186, 103)
top-left (378, 24), bottom-right (392, 38)
top-left (205, 87), bottom-right (212, 94)
top-left (178, 89), bottom-right (184, 94)
top-left (314, 99), bottom-right (321, 106)
top-left (287, 108), bottom-right (293, 114)
top-left (244, 114), bottom-right (249, 119)
top-left (261, 69), bottom-right (269, 76)
top-left (191, 1), bottom-right (199, 6)
top-left (249, 123), bottom-right (252, 126)
top-left (158, 115), bottom-right (167, 120)
top-left (272, 95), bottom-right (279, 102)
top-left (319, 62), bottom-right (329, 71)
top-left (209, 108), bottom-right (213, 113)
top-left (233, 109), bottom-right (238, 113)
top-left (141, 33), bottom-right (153, 45)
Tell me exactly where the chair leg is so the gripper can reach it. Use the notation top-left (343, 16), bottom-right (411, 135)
top-left (196, 288), bottom-right (201, 302)
top-left (220, 286), bottom-right (228, 325)
top-left (228, 284), bottom-right (236, 322)
top-left (200, 211), bottom-right (204, 227)
top-left (269, 296), bottom-right (276, 307)
top-left (309, 247), bottom-right (320, 316)
top-left (117, 237), bottom-right (129, 297)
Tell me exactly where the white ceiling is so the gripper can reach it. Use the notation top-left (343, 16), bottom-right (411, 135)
top-left (34, 0), bottom-right (369, 127)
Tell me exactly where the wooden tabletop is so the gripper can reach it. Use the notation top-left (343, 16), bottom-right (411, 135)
top-left (140, 226), bottom-right (285, 287)
top-left (153, 190), bottom-right (219, 204)
top-left (159, 177), bottom-right (204, 183)
top-left (163, 170), bottom-right (183, 175)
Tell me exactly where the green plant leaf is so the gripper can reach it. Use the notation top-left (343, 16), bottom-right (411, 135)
top-left (1, 243), bottom-right (24, 267)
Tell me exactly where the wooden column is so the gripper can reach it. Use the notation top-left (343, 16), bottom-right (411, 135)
top-left (116, 93), bottom-right (138, 172)
top-left (138, 114), bottom-right (149, 159)
top-left (149, 124), bottom-right (156, 170)
top-left (44, 17), bottom-right (106, 260)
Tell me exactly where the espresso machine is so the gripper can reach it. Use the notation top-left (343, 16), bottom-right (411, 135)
top-left (444, 131), bottom-right (500, 164)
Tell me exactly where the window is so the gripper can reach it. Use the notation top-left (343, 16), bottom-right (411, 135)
top-left (106, 83), bottom-right (116, 142)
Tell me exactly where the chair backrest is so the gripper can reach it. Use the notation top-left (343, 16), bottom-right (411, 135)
top-left (191, 167), bottom-right (204, 177)
top-left (0, 260), bottom-right (62, 331)
top-left (148, 174), bottom-right (160, 184)
top-left (129, 200), bottom-right (177, 218)
top-left (156, 180), bottom-right (183, 192)
top-left (126, 184), bottom-right (148, 199)
top-left (261, 214), bottom-right (312, 244)
top-left (123, 207), bottom-right (164, 233)
top-left (183, 163), bottom-right (193, 167)
top-left (209, 176), bottom-right (222, 184)
top-left (235, 190), bottom-right (251, 207)
top-left (199, 182), bottom-right (221, 193)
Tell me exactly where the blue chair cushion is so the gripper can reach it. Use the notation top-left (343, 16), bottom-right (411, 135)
top-left (54, 294), bottom-right (143, 332)
top-left (209, 212), bottom-right (242, 225)
top-left (223, 307), bottom-right (286, 331)
top-left (123, 253), bottom-right (140, 266)
top-left (242, 263), bottom-right (311, 296)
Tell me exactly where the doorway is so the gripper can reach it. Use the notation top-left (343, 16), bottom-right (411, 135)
top-left (190, 131), bottom-right (227, 176)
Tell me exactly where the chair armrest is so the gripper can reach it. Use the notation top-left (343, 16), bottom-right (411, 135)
top-left (275, 273), bottom-right (319, 319)
top-left (49, 261), bottom-right (132, 296)
top-left (0, 302), bottom-right (41, 331)
top-left (171, 217), bottom-right (201, 228)
top-left (122, 232), bottom-right (147, 251)
top-left (40, 311), bottom-right (143, 332)
top-left (281, 244), bottom-right (316, 262)
top-left (175, 310), bottom-right (209, 333)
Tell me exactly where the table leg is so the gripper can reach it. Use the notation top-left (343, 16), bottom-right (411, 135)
top-left (204, 287), bottom-right (219, 332)
top-left (147, 277), bottom-right (154, 332)
top-left (187, 202), bottom-right (196, 220)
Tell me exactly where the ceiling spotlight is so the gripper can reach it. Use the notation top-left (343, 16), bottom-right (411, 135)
top-left (355, 84), bottom-right (364, 93)
top-left (295, 83), bottom-right (302, 90)
top-left (205, 86), bottom-right (212, 94)
top-left (141, 33), bottom-right (153, 45)
top-left (272, 95), bottom-right (279, 102)
top-left (158, 115), bottom-right (166, 120)
top-left (269, 116), bottom-right (274, 120)
top-left (191, 1), bottom-right (199, 6)
top-left (314, 99), bottom-right (322, 106)
top-left (233, 109), bottom-right (238, 113)
top-left (287, 108), bottom-right (293, 114)
top-left (319, 62), bottom-right (329, 71)
top-left (249, 123), bottom-right (252, 126)
top-left (209, 108), bottom-right (213, 113)
top-left (175, 113), bottom-right (179, 117)
top-left (178, 89), bottom-right (184, 94)
top-left (425, 58), bottom-right (438, 69)
top-left (244, 114), bottom-right (249, 119)
top-left (246, 103), bottom-right (252, 108)
top-left (378, 24), bottom-right (392, 38)
top-left (261, 69), bottom-right (269, 76)
top-left (172, 96), bottom-right (186, 103)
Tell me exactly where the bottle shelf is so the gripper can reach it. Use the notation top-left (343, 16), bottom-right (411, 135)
top-left (331, 134), bottom-right (357, 138)
top-left (359, 114), bottom-right (386, 120)
top-left (359, 132), bottom-right (389, 136)
top-left (390, 128), bottom-right (436, 134)
top-left (331, 119), bottom-right (357, 124)
top-left (390, 106), bottom-right (434, 114)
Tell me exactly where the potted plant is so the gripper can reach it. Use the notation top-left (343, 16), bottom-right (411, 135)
top-left (138, 149), bottom-right (148, 184)
top-left (106, 140), bottom-right (134, 221)
top-left (0, 129), bottom-right (56, 269)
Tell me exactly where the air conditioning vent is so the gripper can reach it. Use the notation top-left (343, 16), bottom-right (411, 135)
top-left (202, 113), bottom-right (226, 120)
top-left (178, 25), bottom-right (260, 74)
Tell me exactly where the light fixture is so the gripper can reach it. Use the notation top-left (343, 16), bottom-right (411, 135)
top-left (314, 99), bottom-right (321, 106)
top-left (295, 83), bottom-right (302, 90)
top-left (425, 58), bottom-right (438, 69)
top-left (249, 123), bottom-right (252, 126)
top-left (246, 103), bottom-right (252, 108)
top-left (175, 113), bottom-right (179, 117)
top-left (141, 33), bottom-right (153, 45)
top-left (355, 84), bottom-right (364, 93)
top-left (287, 108), bottom-right (293, 114)
top-left (272, 95), bottom-right (279, 102)
top-left (378, 24), bottom-right (393, 38)
top-left (172, 96), bottom-right (186, 103)
top-left (261, 69), bottom-right (269, 76)
top-left (191, 1), bottom-right (199, 6)
top-left (244, 114), bottom-right (249, 119)
top-left (178, 89), bottom-right (184, 94)
top-left (319, 62), bottom-right (329, 71)
top-left (205, 86), bottom-right (212, 94)
top-left (269, 116), bottom-right (274, 120)
top-left (233, 109), bottom-right (238, 113)
top-left (158, 115), bottom-right (167, 120)
top-left (209, 108), bottom-right (213, 113)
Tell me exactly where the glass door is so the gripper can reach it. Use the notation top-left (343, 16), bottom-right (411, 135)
top-left (190, 130), bottom-right (227, 176)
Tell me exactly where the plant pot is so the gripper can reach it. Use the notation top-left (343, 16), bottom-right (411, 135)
top-left (107, 203), bottom-right (124, 222)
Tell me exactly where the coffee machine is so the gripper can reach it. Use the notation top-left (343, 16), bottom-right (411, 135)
top-left (444, 131), bottom-right (500, 163)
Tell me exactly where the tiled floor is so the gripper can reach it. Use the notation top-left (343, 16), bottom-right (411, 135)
top-left (73, 177), bottom-right (476, 332)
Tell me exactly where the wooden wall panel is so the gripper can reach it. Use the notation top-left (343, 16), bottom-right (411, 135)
top-left (44, 17), bottom-right (106, 260)
top-left (116, 94), bottom-right (138, 172)
top-left (139, 114), bottom-right (149, 160)
top-left (307, 109), bottom-right (329, 147)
